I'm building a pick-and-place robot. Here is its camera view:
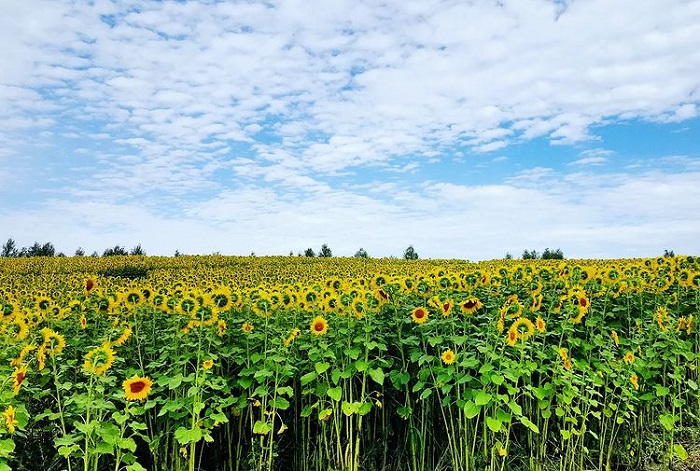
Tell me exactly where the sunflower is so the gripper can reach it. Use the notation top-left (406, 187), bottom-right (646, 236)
top-left (611, 330), bottom-right (620, 346)
top-left (440, 300), bottom-right (454, 318)
top-left (217, 319), bottom-right (227, 337)
top-left (11, 344), bottom-right (35, 367)
top-left (284, 328), bottom-right (302, 347)
top-left (113, 325), bottom-right (132, 347)
top-left (630, 373), bottom-right (639, 390)
top-left (84, 277), bottom-right (97, 294)
top-left (310, 316), bottom-right (328, 335)
top-left (506, 328), bottom-right (518, 346)
top-left (123, 376), bottom-right (153, 402)
top-left (79, 314), bottom-right (87, 329)
top-left (241, 322), bottom-right (254, 334)
top-left (460, 297), bottom-right (482, 315)
top-left (202, 360), bottom-right (214, 370)
top-left (623, 352), bottom-right (635, 365)
top-left (511, 317), bottom-right (535, 341)
top-left (559, 348), bottom-right (569, 361)
top-left (12, 366), bottom-right (27, 395)
top-left (441, 349), bottom-right (456, 365)
top-left (411, 307), bottom-right (428, 324)
top-left (535, 316), bottom-right (546, 333)
top-left (41, 328), bottom-right (66, 356)
top-left (3, 405), bottom-right (18, 434)
top-left (563, 359), bottom-right (572, 371)
top-left (83, 343), bottom-right (116, 376)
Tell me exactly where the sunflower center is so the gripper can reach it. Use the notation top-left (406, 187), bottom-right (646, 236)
top-left (314, 322), bottom-right (325, 332)
top-left (130, 381), bottom-right (147, 393)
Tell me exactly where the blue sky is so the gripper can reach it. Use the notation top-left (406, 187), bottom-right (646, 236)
top-left (1, 0), bottom-right (699, 260)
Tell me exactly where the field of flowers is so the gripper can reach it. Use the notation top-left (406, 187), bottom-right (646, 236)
top-left (1, 255), bottom-right (699, 471)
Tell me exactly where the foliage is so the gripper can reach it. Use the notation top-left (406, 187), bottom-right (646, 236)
top-left (354, 248), bottom-right (369, 258)
top-left (318, 244), bottom-right (332, 258)
top-left (403, 245), bottom-right (419, 260)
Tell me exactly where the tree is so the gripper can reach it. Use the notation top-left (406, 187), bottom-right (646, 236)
top-left (304, 248), bottom-right (315, 257)
top-left (102, 245), bottom-right (128, 257)
top-left (74, 247), bottom-right (85, 256)
top-left (319, 244), bottom-right (332, 258)
top-left (1, 238), bottom-right (18, 257)
top-left (541, 247), bottom-right (564, 260)
top-left (504, 252), bottom-right (513, 260)
top-left (663, 249), bottom-right (675, 258)
top-left (129, 244), bottom-right (146, 256)
top-left (522, 249), bottom-right (539, 260)
top-left (403, 245), bottom-right (419, 260)
top-left (354, 247), bottom-right (369, 258)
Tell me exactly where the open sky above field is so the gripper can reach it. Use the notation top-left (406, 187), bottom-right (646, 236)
top-left (1, 0), bottom-right (699, 260)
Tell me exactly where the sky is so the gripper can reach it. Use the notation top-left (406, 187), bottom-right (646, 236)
top-left (1, 0), bottom-right (699, 260)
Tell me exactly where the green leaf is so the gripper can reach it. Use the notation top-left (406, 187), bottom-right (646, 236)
top-left (358, 402), bottom-right (372, 416)
top-left (519, 416), bottom-right (540, 433)
top-left (369, 368), bottom-right (385, 386)
top-left (118, 437), bottom-right (137, 453)
top-left (354, 360), bottom-right (369, 372)
top-left (0, 439), bottom-right (15, 457)
top-left (271, 397), bottom-right (290, 410)
top-left (174, 427), bottom-right (203, 445)
top-left (210, 412), bottom-right (229, 425)
top-left (125, 463), bottom-right (148, 471)
top-left (252, 420), bottom-right (273, 435)
top-left (315, 362), bottom-right (331, 374)
top-left (419, 388), bottom-right (433, 400)
top-left (342, 401), bottom-right (358, 416)
top-left (300, 372), bottom-right (317, 386)
top-left (673, 443), bottom-right (688, 461)
top-left (507, 400), bottom-right (523, 417)
top-left (318, 408), bottom-right (333, 421)
top-left (491, 374), bottom-right (504, 386)
top-left (659, 413), bottom-right (677, 432)
top-left (485, 416), bottom-right (502, 432)
top-left (655, 385), bottom-right (670, 397)
top-left (474, 390), bottom-right (492, 406)
top-left (463, 400), bottom-right (481, 419)
top-left (327, 387), bottom-right (342, 402)
top-left (276, 386), bottom-right (294, 397)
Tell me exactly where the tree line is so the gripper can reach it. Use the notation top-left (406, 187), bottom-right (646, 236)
top-left (1, 237), bottom-right (582, 261)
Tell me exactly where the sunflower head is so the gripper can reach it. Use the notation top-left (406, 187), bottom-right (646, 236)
top-left (411, 307), bottom-right (428, 324)
top-left (83, 343), bottom-right (116, 376)
top-left (202, 360), bottom-right (214, 370)
top-left (123, 376), bottom-right (153, 402)
top-left (441, 349), bottom-right (456, 365)
top-left (241, 322), bottom-right (254, 334)
top-left (310, 316), bottom-right (328, 335)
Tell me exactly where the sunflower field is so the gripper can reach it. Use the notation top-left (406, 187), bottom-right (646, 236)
top-left (1, 255), bottom-right (699, 471)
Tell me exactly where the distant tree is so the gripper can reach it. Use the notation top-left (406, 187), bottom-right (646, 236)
top-left (522, 249), bottom-right (539, 260)
top-left (174, 249), bottom-right (182, 257)
top-left (289, 251), bottom-right (294, 256)
top-left (354, 247), bottom-right (369, 258)
top-left (541, 247), bottom-right (564, 260)
top-left (74, 247), bottom-right (85, 257)
top-left (663, 249), bottom-right (675, 258)
top-left (319, 244), bottom-right (333, 258)
top-left (1, 238), bottom-right (18, 257)
top-left (56, 252), bottom-right (66, 257)
top-left (403, 245), bottom-right (419, 260)
top-left (19, 241), bottom-right (55, 257)
top-left (304, 248), bottom-right (315, 257)
top-left (102, 245), bottom-right (128, 257)
top-left (504, 252), bottom-right (513, 260)
top-left (129, 244), bottom-right (146, 256)
top-left (90, 251), bottom-right (99, 257)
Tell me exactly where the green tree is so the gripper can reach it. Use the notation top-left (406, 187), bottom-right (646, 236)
top-left (74, 247), bottom-right (85, 256)
top-left (129, 244), bottom-right (146, 256)
top-left (541, 247), bottom-right (564, 259)
top-left (103, 245), bottom-right (128, 257)
top-left (522, 249), bottom-right (539, 260)
top-left (403, 245), bottom-right (419, 260)
top-left (304, 248), bottom-right (315, 257)
top-left (1, 238), bottom-right (18, 257)
top-left (319, 244), bottom-right (333, 257)
top-left (354, 247), bottom-right (369, 258)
